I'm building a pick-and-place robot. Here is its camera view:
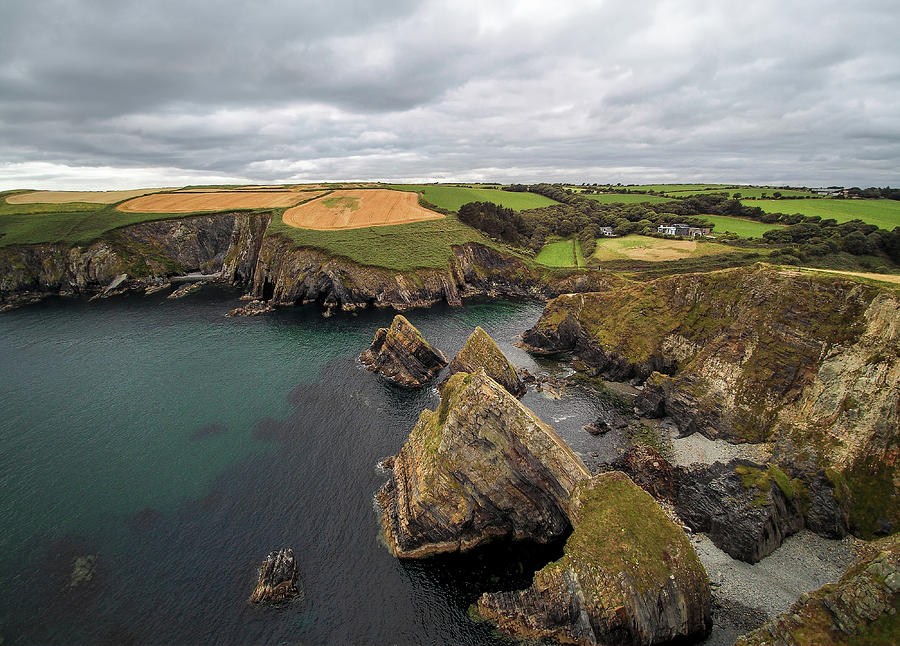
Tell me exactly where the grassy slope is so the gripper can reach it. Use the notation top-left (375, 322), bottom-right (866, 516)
top-left (535, 239), bottom-right (577, 267)
top-left (584, 193), bottom-right (677, 205)
top-left (747, 198), bottom-right (900, 230)
top-left (388, 185), bottom-right (557, 211)
top-left (700, 214), bottom-right (784, 238)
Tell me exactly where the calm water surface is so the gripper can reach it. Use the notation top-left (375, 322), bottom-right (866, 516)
top-left (0, 288), bottom-right (607, 645)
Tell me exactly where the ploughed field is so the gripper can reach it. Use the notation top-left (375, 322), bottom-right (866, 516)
top-left (117, 191), bottom-right (318, 212)
top-left (282, 189), bottom-right (444, 230)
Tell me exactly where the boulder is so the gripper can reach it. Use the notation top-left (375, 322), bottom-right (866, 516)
top-left (377, 369), bottom-right (590, 558)
top-left (477, 472), bottom-right (712, 646)
top-left (359, 315), bottom-right (448, 387)
top-left (248, 549), bottom-right (299, 604)
top-left (442, 326), bottom-right (524, 395)
top-left (735, 532), bottom-right (900, 645)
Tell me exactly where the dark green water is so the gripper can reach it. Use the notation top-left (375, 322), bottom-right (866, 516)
top-left (0, 289), bottom-right (608, 645)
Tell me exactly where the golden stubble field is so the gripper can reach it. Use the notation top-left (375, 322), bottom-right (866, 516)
top-left (117, 191), bottom-right (323, 213)
top-left (6, 189), bottom-right (167, 204)
top-left (282, 189), bottom-right (444, 230)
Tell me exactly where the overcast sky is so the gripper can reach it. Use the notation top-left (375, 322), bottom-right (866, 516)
top-left (1, 0), bottom-right (898, 189)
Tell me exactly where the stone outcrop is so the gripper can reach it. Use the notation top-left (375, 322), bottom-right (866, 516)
top-left (360, 315), bottom-right (448, 387)
top-left (735, 532), bottom-right (900, 646)
top-left (377, 369), bottom-right (591, 558)
top-left (442, 326), bottom-right (524, 395)
top-left (617, 446), bottom-right (809, 563)
top-left (476, 472), bottom-right (712, 646)
top-left (248, 548), bottom-right (299, 604)
top-left (521, 264), bottom-right (900, 537)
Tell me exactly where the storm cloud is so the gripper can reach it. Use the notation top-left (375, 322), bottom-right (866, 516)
top-left (1, 0), bottom-right (898, 189)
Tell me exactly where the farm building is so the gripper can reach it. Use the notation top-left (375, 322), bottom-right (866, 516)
top-left (598, 226), bottom-right (615, 237)
top-left (657, 224), bottom-right (711, 237)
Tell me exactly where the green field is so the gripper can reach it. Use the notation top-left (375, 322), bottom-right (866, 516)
top-left (536, 238), bottom-right (579, 267)
top-left (267, 210), bottom-right (521, 271)
top-left (608, 184), bottom-right (732, 193)
top-left (389, 185), bottom-right (557, 212)
top-left (667, 187), bottom-right (816, 199)
top-left (584, 193), bottom-right (677, 205)
top-left (746, 199), bottom-right (900, 230)
top-left (592, 235), bottom-right (735, 262)
top-left (0, 198), bottom-right (197, 247)
top-left (700, 215), bottom-right (784, 238)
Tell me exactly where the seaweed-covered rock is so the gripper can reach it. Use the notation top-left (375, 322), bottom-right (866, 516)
top-left (249, 549), bottom-right (299, 604)
top-left (359, 315), bottom-right (448, 387)
top-left (377, 369), bottom-right (590, 558)
top-left (477, 472), bottom-right (711, 646)
top-left (735, 532), bottom-right (900, 646)
top-left (442, 326), bottom-right (524, 395)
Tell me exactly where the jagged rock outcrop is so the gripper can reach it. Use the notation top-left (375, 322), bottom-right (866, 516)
top-left (360, 315), bottom-right (448, 387)
top-left (735, 532), bottom-right (900, 645)
top-left (617, 446), bottom-right (808, 562)
top-left (442, 326), bottom-right (524, 395)
top-left (522, 264), bottom-right (900, 537)
top-left (477, 472), bottom-right (711, 646)
top-left (249, 548), bottom-right (299, 603)
top-left (377, 369), bottom-right (590, 557)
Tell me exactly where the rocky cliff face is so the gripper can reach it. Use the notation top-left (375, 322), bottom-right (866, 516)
top-left (248, 548), bottom-right (299, 604)
top-left (476, 472), bottom-right (712, 646)
top-left (521, 265), bottom-right (899, 536)
top-left (377, 369), bottom-right (590, 558)
top-left (735, 532), bottom-right (900, 646)
top-left (359, 315), bottom-right (448, 387)
top-left (442, 326), bottom-right (524, 395)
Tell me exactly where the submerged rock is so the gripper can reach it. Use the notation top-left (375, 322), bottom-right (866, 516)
top-left (69, 554), bottom-right (97, 588)
top-left (377, 369), bottom-right (590, 558)
top-left (360, 315), bottom-right (448, 387)
top-left (249, 549), bottom-right (299, 604)
top-left (477, 472), bottom-right (712, 646)
top-left (735, 532), bottom-right (900, 645)
top-left (442, 326), bottom-right (524, 396)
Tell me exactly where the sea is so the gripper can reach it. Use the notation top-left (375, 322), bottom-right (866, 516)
top-left (0, 287), bottom-right (613, 645)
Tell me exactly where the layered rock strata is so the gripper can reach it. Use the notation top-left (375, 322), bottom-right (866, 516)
top-left (521, 264), bottom-right (899, 535)
top-left (377, 369), bottom-right (590, 557)
top-left (248, 548), bottom-right (299, 604)
top-left (735, 532), bottom-right (900, 645)
top-left (360, 315), bottom-right (448, 387)
top-left (442, 326), bottom-right (524, 395)
top-left (477, 472), bottom-right (712, 646)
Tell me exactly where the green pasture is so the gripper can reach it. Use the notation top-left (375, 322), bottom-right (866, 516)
top-left (388, 185), bottom-right (557, 212)
top-left (700, 215), bottom-right (784, 238)
top-left (536, 238), bottom-right (579, 267)
top-left (584, 193), bottom-right (677, 205)
top-left (667, 187), bottom-right (816, 199)
top-left (746, 199), bottom-right (900, 230)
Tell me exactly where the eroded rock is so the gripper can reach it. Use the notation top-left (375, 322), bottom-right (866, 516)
top-left (248, 549), bottom-right (299, 604)
top-left (377, 369), bottom-right (590, 558)
top-left (360, 315), bottom-right (448, 387)
top-left (477, 472), bottom-right (712, 646)
top-left (442, 326), bottom-right (524, 395)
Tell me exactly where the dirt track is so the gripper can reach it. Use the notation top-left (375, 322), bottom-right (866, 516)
top-left (6, 189), bottom-right (165, 204)
top-left (282, 189), bottom-right (443, 230)
top-left (117, 191), bottom-right (318, 213)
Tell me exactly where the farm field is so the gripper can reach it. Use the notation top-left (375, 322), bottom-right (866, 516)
top-left (746, 199), bottom-right (900, 230)
top-left (535, 238), bottom-right (583, 267)
top-left (603, 184), bottom-right (731, 193)
top-left (6, 188), bottom-right (165, 204)
top-left (592, 235), bottom-right (733, 262)
top-left (700, 215), bottom-right (784, 238)
top-left (282, 190), bottom-right (443, 230)
top-left (584, 193), bottom-right (677, 205)
top-left (118, 191), bottom-right (315, 213)
top-left (666, 187), bottom-right (816, 199)
top-left (389, 185), bottom-right (557, 212)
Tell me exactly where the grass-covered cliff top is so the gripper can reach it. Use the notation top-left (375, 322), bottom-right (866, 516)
top-left (546, 471), bottom-right (707, 594)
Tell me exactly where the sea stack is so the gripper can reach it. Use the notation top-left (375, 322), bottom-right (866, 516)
top-left (377, 369), bottom-right (590, 558)
top-left (442, 326), bottom-right (525, 396)
top-left (477, 472), bottom-right (712, 646)
top-left (360, 315), bottom-right (448, 387)
top-left (248, 549), bottom-right (299, 604)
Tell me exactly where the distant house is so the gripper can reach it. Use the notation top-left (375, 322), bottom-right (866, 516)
top-left (810, 187), bottom-right (844, 197)
top-left (657, 224), bottom-right (711, 237)
top-left (598, 226), bottom-right (615, 237)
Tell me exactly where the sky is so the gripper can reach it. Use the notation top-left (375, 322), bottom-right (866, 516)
top-left (1, 0), bottom-right (898, 190)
